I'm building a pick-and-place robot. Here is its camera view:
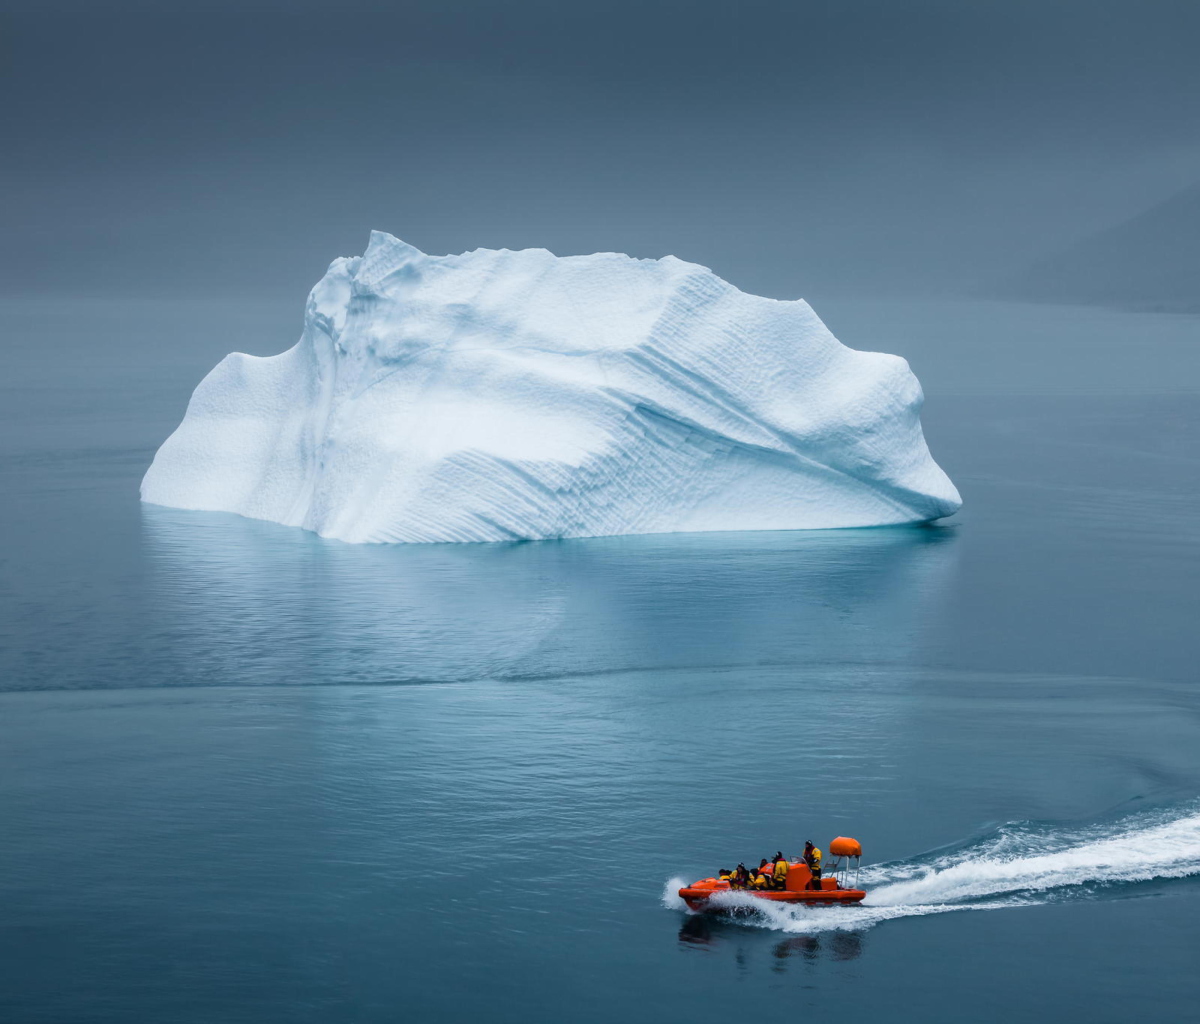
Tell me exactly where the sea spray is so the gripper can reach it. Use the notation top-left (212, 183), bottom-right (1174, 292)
top-left (662, 877), bottom-right (691, 912)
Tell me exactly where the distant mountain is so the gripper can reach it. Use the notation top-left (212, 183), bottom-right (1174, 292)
top-left (1004, 182), bottom-right (1200, 311)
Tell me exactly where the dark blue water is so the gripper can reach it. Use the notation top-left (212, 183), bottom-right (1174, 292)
top-left (1, 296), bottom-right (1198, 1022)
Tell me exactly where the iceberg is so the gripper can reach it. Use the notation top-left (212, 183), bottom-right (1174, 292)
top-left (141, 233), bottom-right (961, 543)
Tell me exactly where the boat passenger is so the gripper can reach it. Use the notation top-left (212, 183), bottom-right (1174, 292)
top-left (731, 863), bottom-right (749, 889)
top-left (717, 868), bottom-right (733, 883)
top-left (750, 869), bottom-right (769, 890)
top-left (772, 852), bottom-right (790, 890)
top-left (804, 841), bottom-right (823, 890)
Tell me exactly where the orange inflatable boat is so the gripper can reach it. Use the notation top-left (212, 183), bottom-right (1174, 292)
top-left (678, 837), bottom-right (866, 911)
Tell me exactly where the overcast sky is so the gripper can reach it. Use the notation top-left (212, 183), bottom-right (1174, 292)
top-left (5, 0), bottom-right (1200, 300)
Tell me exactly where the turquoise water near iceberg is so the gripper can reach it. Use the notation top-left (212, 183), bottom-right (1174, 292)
top-left (1, 297), bottom-right (1198, 1023)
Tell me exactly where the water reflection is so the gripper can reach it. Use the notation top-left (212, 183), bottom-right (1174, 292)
top-left (137, 506), bottom-right (958, 689)
top-left (678, 914), bottom-right (864, 966)
top-left (773, 932), bottom-right (864, 964)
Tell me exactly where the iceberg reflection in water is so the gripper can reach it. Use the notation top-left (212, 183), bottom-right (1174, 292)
top-left (140, 505), bottom-right (958, 689)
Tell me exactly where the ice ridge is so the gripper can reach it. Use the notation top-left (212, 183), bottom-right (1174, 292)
top-left (141, 232), bottom-right (961, 543)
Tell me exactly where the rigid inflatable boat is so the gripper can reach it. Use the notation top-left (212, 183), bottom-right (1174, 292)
top-left (679, 837), bottom-right (866, 911)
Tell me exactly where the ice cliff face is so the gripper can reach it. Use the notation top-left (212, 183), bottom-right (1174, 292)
top-left (141, 233), bottom-right (961, 543)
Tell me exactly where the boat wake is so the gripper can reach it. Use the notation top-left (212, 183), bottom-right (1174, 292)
top-left (662, 803), bottom-right (1200, 933)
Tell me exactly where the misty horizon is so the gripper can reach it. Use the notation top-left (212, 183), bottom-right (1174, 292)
top-left (5, 0), bottom-right (1200, 304)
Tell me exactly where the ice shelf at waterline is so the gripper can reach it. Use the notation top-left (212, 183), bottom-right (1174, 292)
top-left (141, 233), bottom-right (961, 543)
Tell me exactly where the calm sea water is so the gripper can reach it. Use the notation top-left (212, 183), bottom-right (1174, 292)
top-left (1, 295), bottom-right (1198, 1023)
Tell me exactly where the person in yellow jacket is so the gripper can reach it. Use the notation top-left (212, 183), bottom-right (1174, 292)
top-left (749, 869), bottom-right (769, 890)
top-left (771, 851), bottom-right (790, 890)
top-left (804, 841), bottom-right (823, 890)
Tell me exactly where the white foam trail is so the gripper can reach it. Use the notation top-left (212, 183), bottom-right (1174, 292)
top-left (665, 805), bottom-right (1200, 934)
top-left (868, 808), bottom-right (1200, 907)
top-left (736, 896), bottom-right (1018, 934)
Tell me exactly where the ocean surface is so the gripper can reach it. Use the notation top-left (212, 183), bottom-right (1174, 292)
top-left (1, 294), bottom-right (1198, 1023)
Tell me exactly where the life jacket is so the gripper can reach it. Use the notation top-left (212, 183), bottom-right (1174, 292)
top-left (773, 859), bottom-right (789, 879)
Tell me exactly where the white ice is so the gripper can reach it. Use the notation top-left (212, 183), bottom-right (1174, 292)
top-left (142, 233), bottom-right (961, 543)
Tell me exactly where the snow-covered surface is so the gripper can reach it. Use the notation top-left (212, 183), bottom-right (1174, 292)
top-left (142, 233), bottom-right (961, 543)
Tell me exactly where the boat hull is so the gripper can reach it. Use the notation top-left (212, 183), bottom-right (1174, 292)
top-left (678, 885), bottom-right (866, 912)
